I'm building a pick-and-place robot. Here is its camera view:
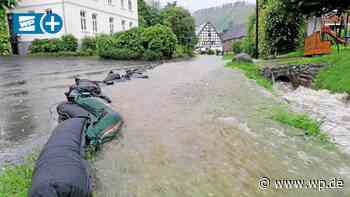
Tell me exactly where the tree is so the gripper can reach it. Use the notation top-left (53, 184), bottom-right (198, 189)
top-left (280, 0), bottom-right (350, 16)
top-left (137, 0), bottom-right (162, 28)
top-left (160, 5), bottom-right (197, 49)
top-left (0, 0), bottom-right (16, 55)
top-left (0, 0), bottom-right (16, 8)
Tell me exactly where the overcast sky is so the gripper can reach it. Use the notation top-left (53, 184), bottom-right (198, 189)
top-left (158, 0), bottom-right (256, 12)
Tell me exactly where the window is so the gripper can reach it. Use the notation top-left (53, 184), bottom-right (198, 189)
top-left (92, 14), bottom-right (98, 33)
top-left (109, 17), bottom-right (114, 34)
top-left (129, 22), bottom-right (133, 28)
top-left (107, 0), bottom-right (112, 5)
top-left (128, 0), bottom-right (132, 11)
top-left (121, 0), bottom-right (125, 9)
top-left (121, 20), bottom-right (126, 30)
top-left (80, 10), bottom-right (87, 32)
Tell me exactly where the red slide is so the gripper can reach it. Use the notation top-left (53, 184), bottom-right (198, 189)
top-left (321, 25), bottom-right (346, 44)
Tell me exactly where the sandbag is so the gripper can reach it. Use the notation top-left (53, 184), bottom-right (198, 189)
top-left (57, 101), bottom-right (95, 123)
top-left (76, 97), bottom-right (123, 145)
top-left (29, 118), bottom-right (92, 197)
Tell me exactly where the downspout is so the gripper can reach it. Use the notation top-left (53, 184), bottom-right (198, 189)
top-left (62, 0), bottom-right (67, 34)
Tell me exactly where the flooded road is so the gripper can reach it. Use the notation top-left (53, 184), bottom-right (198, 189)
top-left (96, 56), bottom-right (350, 197)
top-left (0, 56), bottom-right (153, 165)
top-left (1, 56), bottom-right (350, 196)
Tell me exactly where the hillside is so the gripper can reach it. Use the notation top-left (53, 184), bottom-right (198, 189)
top-left (192, 1), bottom-right (255, 32)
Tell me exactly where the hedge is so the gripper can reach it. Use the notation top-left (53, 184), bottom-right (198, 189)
top-left (29, 34), bottom-right (78, 54)
top-left (97, 25), bottom-right (177, 60)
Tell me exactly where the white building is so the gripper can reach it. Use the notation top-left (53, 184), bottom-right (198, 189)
top-left (11, 0), bottom-right (139, 54)
top-left (196, 22), bottom-right (223, 52)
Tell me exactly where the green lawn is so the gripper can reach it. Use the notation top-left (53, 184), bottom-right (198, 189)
top-left (223, 52), bottom-right (234, 60)
top-left (225, 61), bottom-right (273, 91)
top-left (0, 155), bottom-right (37, 197)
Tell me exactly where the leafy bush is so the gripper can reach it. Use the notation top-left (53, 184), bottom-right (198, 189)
top-left (242, 13), bottom-right (257, 57)
top-left (263, 1), bottom-right (304, 56)
top-left (114, 27), bottom-right (144, 58)
top-left (81, 36), bottom-right (97, 52)
top-left (207, 49), bottom-right (215, 55)
top-left (61, 34), bottom-right (78, 52)
top-left (232, 40), bottom-right (243, 54)
top-left (141, 24), bottom-right (177, 59)
top-left (30, 38), bottom-right (63, 53)
top-left (30, 35), bottom-right (78, 54)
top-left (143, 50), bottom-right (162, 61)
top-left (101, 48), bottom-right (141, 60)
top-left (0, 8), bottom-right (11, 55)
top-left (174, 45), bottom-right (186, 58)
top-left (97, 25), bottom-right (176, 60)
top-left (96, 34), bottom-right (115, 57)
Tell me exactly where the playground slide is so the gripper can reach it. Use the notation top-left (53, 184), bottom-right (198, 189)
top-left (321, 26), bottom-right (346, 44)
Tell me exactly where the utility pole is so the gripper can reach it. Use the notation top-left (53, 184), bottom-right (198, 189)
top-left (255, 0), bottom-right (259, 59)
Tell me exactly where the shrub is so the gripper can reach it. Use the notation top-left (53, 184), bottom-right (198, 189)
top-left (114, 27), bottom-right (144, 58)
top-left (61, 34), bottom-right (78, 52)
top-left (81, 36), bottom-right (97, 52)
top-left (96, 34), bottom-right (115, 58)
top-left (30, 38), bottom-right (64, 53)
top-left (30, 34), bottom-right (78, 54)
top-left (101, 48), bottom-right (140, 60)
top-left (207, 49), bottom-right (215, 55)
top-left (174, 45), bottom-right (186, 58)
top-left (143, 50), bottom-right (162, 61)
top-left (142, 24), bottom-right (177, 59)
top-left (232, 40), bottom-right (243, 54)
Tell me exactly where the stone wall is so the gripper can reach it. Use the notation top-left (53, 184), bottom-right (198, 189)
top-left (261, 63), bottom-right (327, 87)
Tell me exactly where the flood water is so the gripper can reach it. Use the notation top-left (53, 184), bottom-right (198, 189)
top-left (0, 56), bottom-right (152, 165)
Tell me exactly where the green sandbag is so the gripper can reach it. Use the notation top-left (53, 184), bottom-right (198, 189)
top-left (75, 97), bottom-right (123, 146)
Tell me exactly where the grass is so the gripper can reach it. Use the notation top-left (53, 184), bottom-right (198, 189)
top-left (226, 61), bottom-right (273, 91)
top-left (271, 108), bottom-right (332, 145)
top-left (223, 52), bottom-right (234, 60)
top-left (0, 154), bottom-right (37, 197)
top-left (275, 47), bottom-right (350, 94)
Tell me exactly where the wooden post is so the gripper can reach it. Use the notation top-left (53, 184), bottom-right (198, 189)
top-left (255, 0), bottom-right (259, 59)
top-left (345, 12), bottom-right (349, 44)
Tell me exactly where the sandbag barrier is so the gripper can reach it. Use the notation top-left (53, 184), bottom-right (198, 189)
top-left (29, 69), bottom-right (149, 197)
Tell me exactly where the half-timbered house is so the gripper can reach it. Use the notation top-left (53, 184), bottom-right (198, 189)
top-left (196, 22), bottom-right (223, 52)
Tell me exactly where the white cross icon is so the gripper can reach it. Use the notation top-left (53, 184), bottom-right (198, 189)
top-left (45, 16), bottom-right (60, 32)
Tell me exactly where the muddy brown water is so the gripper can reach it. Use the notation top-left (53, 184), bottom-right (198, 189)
top-left (0, 56), bottom-right (349, 196)
top-left (95, 56), bottom-right (350, 196)
top-left (0, 56), bottom-right (154, 166)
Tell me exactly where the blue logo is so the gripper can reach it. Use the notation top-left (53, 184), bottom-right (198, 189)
top-left (13, 13), bottom-right (63, 34)
top-left (42, 13), bottom-right (63, 34)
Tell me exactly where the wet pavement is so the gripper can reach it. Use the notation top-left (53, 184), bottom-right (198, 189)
top-left (95, 56), bottom-right (350, 197)
top-left (0, 56), bottom-right (154, 166)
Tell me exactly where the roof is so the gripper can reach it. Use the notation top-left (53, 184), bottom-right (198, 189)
top-left (221, 24), bottom-right (247, 41)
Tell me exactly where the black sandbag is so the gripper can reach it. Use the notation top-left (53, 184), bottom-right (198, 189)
top-left (103, 71), bottom-right (121, 83)
top-left (57, 101), bottom-right (95, 122)
top-left (29, 118), bottom-right (92, 197)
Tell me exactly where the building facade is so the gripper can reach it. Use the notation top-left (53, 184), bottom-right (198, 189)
top-left (10, 0), bottom-right (139, 54)
top-left (221, 24), bottom-right (246, 53)
top-left (196, 22), bottom-right (223, 52)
